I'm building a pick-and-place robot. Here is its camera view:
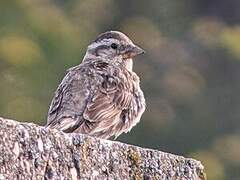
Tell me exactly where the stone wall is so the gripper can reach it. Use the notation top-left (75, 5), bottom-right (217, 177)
top-left (0, 117), bottom-right (206, 179)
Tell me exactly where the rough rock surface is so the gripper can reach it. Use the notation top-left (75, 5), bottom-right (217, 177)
top-left (0, 117), bottom-right (206, 180)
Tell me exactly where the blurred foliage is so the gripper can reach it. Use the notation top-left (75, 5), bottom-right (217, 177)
top-left (0, 0), bottom-right (240, 179)
top-left (192, 150), bottom-right (225, 180)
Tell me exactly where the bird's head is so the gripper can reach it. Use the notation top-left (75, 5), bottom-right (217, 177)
top-left (84, 31), bottom-right (145, 70)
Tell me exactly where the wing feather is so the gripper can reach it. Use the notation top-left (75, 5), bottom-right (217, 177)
top-left (46, 65), bottom-right (90, 130)
top-left (82, 69), bottom-right (135, 138)
top-left (46, 61), bottom-right (145, 139)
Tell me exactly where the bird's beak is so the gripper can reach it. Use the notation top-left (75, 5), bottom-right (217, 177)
top-left (123, 44), bottom-right (145, 59)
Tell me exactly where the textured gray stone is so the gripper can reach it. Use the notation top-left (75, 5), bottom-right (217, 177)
top-left (0, 117), bottom-right (206, 180)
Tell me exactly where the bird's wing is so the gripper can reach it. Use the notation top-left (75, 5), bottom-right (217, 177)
top-left (81, 67), bottom-right (136, 138)
top-left (46, 62), bottom-right (142, 138)
top-left (46, 65), bottom-right (90, 131)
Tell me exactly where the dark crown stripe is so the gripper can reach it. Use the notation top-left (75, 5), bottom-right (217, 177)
top-left (94, 31), bottom-right (126, 43)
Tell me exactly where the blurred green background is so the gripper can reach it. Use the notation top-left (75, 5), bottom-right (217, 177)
top-left (0, 0), bottom-right (240, 179)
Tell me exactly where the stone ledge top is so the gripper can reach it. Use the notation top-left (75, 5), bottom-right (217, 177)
top-left (0, 117), bottom-right (206, 180)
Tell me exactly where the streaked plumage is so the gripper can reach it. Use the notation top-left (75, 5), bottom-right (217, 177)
top-left (46, 31), bottom-right (146, 139)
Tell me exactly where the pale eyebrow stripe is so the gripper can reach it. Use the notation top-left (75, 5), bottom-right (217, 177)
top-left (88, 44), bottom-right (110, 56)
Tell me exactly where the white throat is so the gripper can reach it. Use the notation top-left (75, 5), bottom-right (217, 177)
top-left (123, 59), bottom-right (133, 71)
top-left (83, 52), bottom-right (133, 72)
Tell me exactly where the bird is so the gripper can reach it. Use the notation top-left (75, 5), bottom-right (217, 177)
top-left (46, 31), bottom-right (146, 139)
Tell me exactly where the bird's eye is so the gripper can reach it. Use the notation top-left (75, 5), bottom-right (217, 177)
top-left (110, 43), bottom-right (118, 49)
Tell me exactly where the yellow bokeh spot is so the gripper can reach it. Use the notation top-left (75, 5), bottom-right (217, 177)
top-left (221, 26), bottom-right (240, 59)
top-left (3, 96), bottom-right (45, 123)
top-left (192, 18), bottom-right (225, 47)
top-left (0, 35), bottom-right (43, 65)
top-left (213, 135), bottom-right (240, 165)
top-left (163, 66), bottom-right (206, 102)
top-left (121, 17), bottom-right (162, 50)
top-left (191, 151), bottom-right (225, 180)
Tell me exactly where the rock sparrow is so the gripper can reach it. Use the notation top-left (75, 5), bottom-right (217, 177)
top-left (46, 31), bottom-right (146, 139)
